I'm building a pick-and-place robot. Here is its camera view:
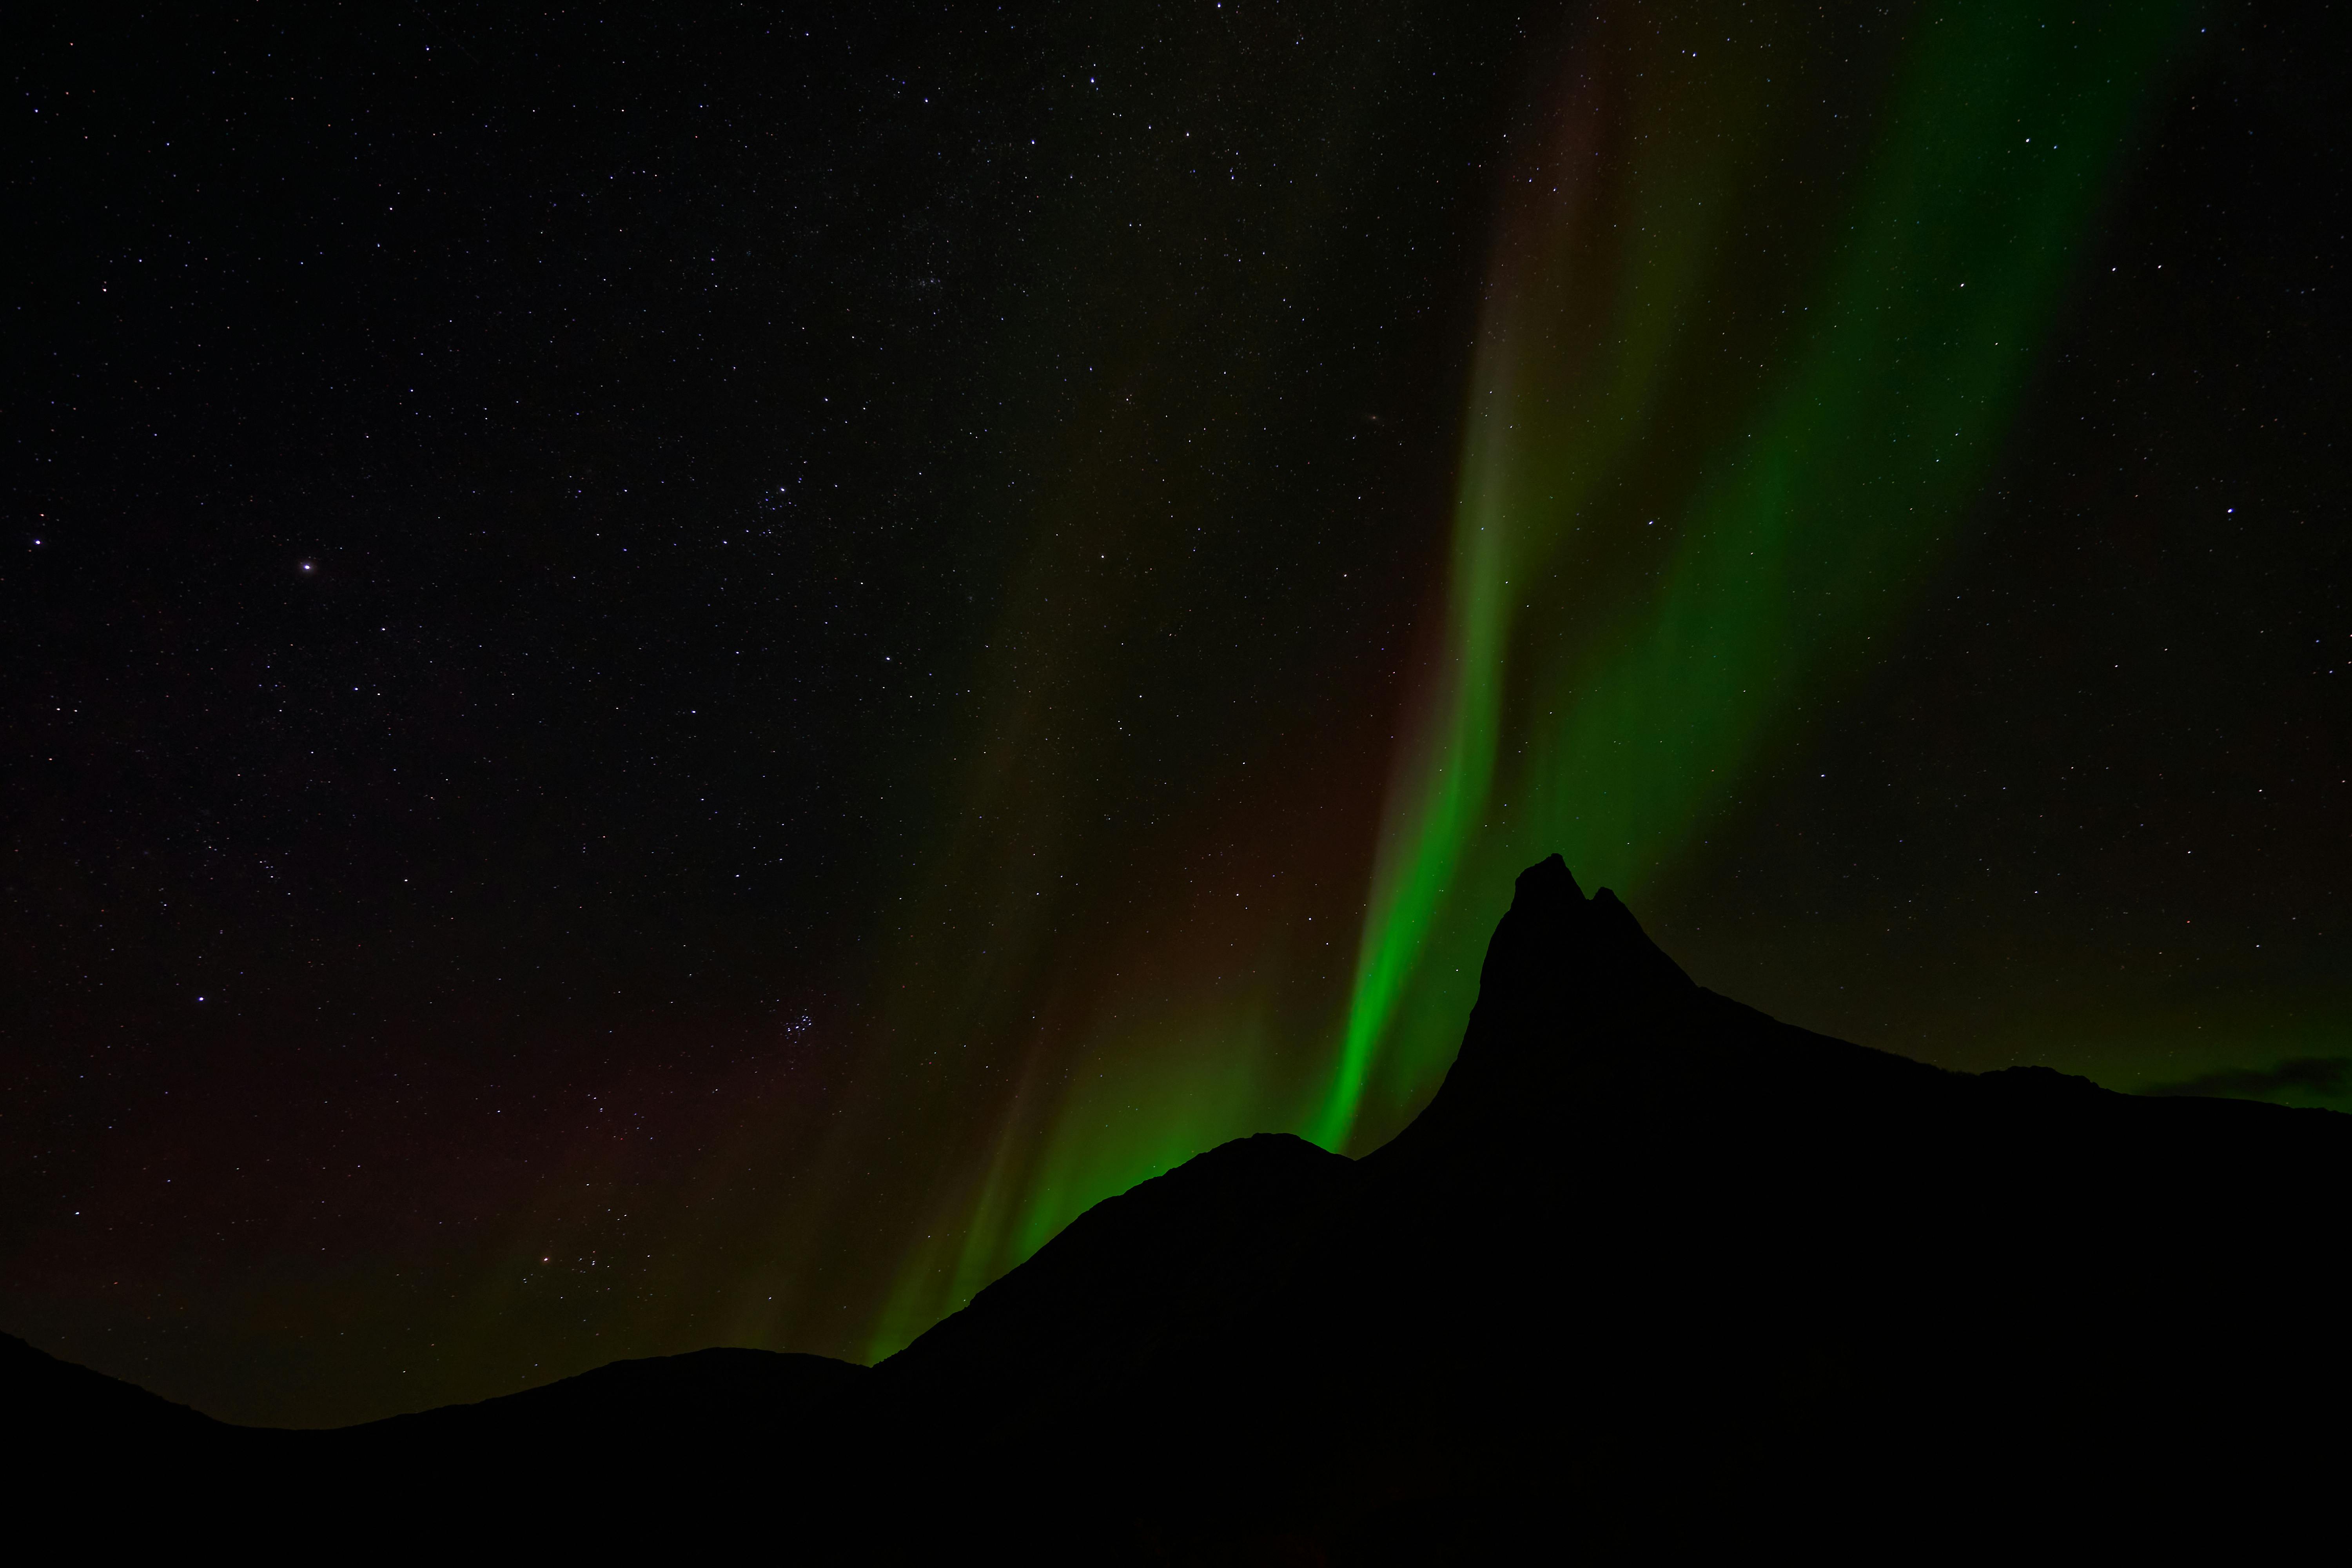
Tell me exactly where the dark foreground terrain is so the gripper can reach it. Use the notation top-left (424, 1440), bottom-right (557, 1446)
top-left (14, 858), bottom-right (2347, 1557)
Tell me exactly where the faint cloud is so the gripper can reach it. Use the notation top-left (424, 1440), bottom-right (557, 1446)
top-left (2141, 1056), bottom-right (2352, 1102)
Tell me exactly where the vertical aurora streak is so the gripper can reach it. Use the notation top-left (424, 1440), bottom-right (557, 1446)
top-left (1321, 3), bottom-right (2188, 1148)
top-left (851, 1), bottom-right (2199, 1359)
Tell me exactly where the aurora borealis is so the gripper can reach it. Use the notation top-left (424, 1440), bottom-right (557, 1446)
top-left (1328, 3), bottom-right (2188, 1149)
top-left (11, 2), bottom-right (2348, 1427)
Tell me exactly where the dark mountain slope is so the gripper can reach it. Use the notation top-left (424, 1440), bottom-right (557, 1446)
top-left (3, 1330), bottom-right (224, 1445)
top-left (874, 1131), bottom-right (1354, 1445)
top-left (335, 1345), bottom-right (868, 1454)
top-left (860, 856), bottom-right (2349, 1553)
top-left (9, 857), bottom-right (2345, 1558)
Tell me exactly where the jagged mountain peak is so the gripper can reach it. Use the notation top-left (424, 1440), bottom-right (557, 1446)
top-left (1475, 853), bottom-right (1696, 1005)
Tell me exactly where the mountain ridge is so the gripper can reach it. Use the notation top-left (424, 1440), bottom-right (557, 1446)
top-left (11, 857), bottom-right (2345, 1556)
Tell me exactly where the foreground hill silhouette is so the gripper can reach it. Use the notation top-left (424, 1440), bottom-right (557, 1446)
top-left (14, 858), bottom-right (2347, 1556)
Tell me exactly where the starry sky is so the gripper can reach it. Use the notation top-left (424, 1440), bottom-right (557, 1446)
top-left (7, 1), bottom-right (2346, 1427)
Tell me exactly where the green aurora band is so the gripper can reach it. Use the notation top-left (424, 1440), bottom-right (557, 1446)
top-left (859, 2), bottom-right (2192, 1359)
top-left (1318, 1), bottom-right (2189, 1149)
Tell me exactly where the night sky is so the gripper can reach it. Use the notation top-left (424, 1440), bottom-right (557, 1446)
top-left (8, 1), bottom-right (2346, 1428)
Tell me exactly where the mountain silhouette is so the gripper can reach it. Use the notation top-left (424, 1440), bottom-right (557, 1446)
top-left (14, 857), bottom-right (2347, 1557)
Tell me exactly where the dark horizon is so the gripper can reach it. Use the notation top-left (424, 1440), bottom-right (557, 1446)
top-left (14, 852), bottom-right (2344, 1561)
top-left (7, 0), bottom-right (2348, 1430)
